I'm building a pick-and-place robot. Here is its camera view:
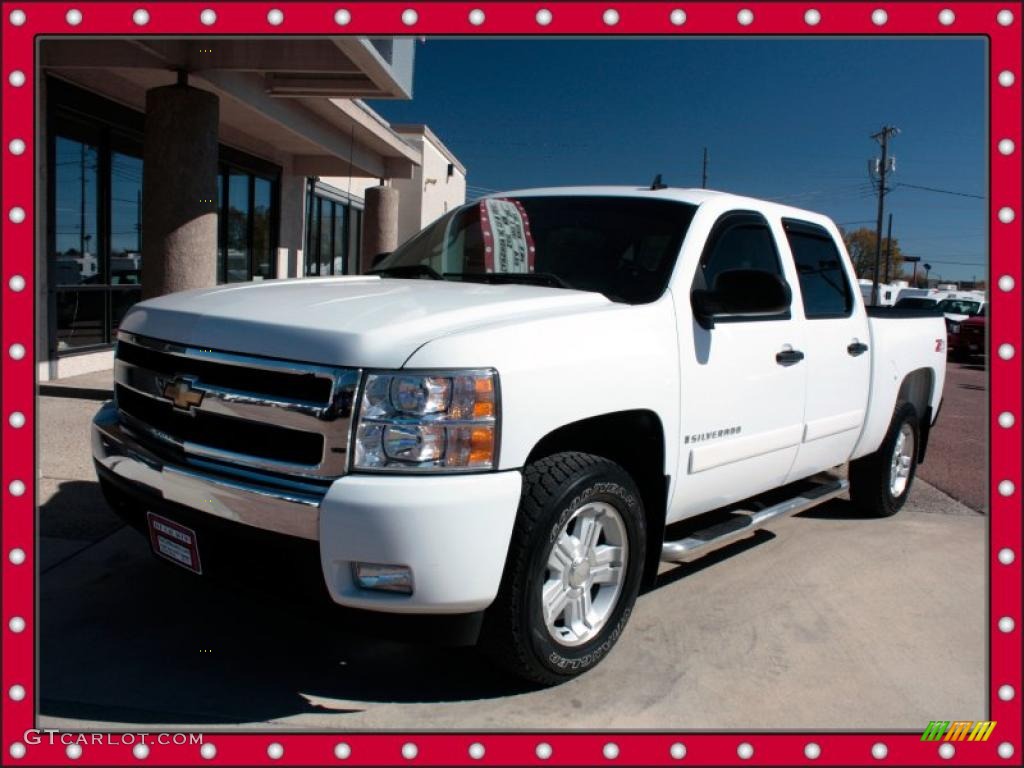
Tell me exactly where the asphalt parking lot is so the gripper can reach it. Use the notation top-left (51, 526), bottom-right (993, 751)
top-left (37, 363), bottom-right (987, 732)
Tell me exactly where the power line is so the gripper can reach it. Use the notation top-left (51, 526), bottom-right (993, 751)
top-left (895, 182), bottom-right (985, 200)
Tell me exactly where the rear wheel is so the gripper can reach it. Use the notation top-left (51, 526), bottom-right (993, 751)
top-left (480, 452), bottom-right (646, 685)
top-left (849, 402), bottom-right (919, 517)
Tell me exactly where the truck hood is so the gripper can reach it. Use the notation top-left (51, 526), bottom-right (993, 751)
top-left (120, 276), bottom-right (612, 368)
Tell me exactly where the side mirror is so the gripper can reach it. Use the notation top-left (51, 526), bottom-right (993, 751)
top-left (370, 251), bottom-right (392, 269)
top-left (692, 269), bottom-right (792, 329)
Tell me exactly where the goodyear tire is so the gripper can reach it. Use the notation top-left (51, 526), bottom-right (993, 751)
top-left (849, 402), bottom-right (920, 517)
top-left (480, 452), bottom-right (646, 685)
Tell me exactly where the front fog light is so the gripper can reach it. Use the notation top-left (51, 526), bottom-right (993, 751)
top-left (352, 563), bottom-right (413, 594)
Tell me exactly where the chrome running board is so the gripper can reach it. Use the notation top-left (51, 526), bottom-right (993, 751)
top-left (661, 478), bottom-right (849, 563)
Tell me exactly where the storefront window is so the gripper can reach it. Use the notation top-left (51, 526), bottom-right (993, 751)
top-left (51, 124), bottom-right (141, 352)
top-left (217, 166), bottom-right (279, 283)
top-left (305, 186), bottom-right (361, 276)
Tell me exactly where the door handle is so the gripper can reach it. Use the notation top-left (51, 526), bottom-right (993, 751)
top-left (776, 349), bottom-right (805, 366)
top-left (847, 342), bottom-right (869, 356)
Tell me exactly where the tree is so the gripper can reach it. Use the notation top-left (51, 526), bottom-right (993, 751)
top-left (840, 227), bottom-right (905, 282)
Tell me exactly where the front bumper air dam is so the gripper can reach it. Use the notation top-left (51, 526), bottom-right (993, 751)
top-left (319, 471), bottom-right (523, 614)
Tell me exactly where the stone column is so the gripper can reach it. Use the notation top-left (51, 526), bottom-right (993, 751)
top-left (141, 82), bottom-right (219, 299)
top-left (360, 184), bottom-right (399, 273)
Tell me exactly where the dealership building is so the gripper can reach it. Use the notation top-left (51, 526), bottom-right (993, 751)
top-left (36, 36), bottom-right (466, 380)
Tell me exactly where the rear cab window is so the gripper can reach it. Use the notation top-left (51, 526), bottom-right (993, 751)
top-left (781, 219), bottom-right (854, 319)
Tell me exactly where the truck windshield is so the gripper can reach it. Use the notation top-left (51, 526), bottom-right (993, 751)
top-left (937, 298), bottom-right (982, 316)
top-left (372, 196), bottom-right (697, 304)
top-left (894, 297), bottom-right (939, 309)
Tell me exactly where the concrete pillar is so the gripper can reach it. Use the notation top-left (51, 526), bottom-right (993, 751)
top-left (141, 82), bottom-right (219, 299)
top-left (277, 169), bottom-right (308, 278)
top-left (360, 185), bottom-right (399, 273)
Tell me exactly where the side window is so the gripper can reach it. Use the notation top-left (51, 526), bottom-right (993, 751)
top-left (694, 211), bottom-right (783, 292)
top-left (782, 219), bottom-right (854, 318)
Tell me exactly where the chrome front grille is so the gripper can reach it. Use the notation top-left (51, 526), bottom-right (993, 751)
top-left (113, 332), bottom-right (359, 480)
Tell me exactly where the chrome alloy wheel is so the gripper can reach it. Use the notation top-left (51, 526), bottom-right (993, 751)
top-left (889, 423), bottom-right (915, 497)
top-left (541, 501), bottom-right (628, 647)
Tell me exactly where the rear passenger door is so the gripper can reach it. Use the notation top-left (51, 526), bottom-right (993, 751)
top-left (780, 219), bottom-right (871, 482)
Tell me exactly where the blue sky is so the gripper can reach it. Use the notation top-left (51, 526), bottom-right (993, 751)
top-left (370, 38), bottom-right (987, 283)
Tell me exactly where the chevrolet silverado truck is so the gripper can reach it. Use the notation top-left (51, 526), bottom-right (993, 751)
top-left (93, 186), bottom-right (946, 685)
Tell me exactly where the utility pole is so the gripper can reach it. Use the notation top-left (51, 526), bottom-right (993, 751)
top-left (883, 212), bottom-right (893, 284)
top-left (869, 125), bottom-right (899, 305)
top-left (701, 147), bottom-right (708, 189)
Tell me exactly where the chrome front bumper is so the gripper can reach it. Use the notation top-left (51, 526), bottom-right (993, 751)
top-left (92, 401), bottom-right (322, 540)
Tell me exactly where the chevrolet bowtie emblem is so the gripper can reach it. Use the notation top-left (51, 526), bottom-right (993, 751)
top-left (162, 377), bottom-right (205, 411)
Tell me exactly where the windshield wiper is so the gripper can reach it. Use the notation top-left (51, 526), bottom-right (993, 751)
top-left (445, 272), bottom-right (573, 289)
top-left (368, 264), bottom-right (443, 280)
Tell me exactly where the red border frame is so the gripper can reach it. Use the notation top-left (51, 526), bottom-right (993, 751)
top-left (1, 2), bottom-right (1021, 765)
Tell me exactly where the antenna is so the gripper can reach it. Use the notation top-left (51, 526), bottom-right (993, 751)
top-left (650, 174), bottom-right (667, 190)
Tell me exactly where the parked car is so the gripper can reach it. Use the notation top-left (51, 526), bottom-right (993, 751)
top-left (93, 186), bottom-right (946, 684)
top-left (948, 306), bottom-right (986, 361)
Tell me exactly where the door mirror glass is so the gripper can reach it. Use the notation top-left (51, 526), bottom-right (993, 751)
top-left (692, 269), bottom-right (792, 328)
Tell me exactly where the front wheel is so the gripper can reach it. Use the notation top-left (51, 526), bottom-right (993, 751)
top-left (849, 402), bottom-right (920, 517)
top-left (480, 452), bottom-right (646, 685)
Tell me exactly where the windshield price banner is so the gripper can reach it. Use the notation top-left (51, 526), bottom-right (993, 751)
top-left (480, 198), bottom-right (535, 273)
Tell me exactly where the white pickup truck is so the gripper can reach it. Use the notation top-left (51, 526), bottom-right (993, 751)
top-left (92, 186), bottom-right (946, 684)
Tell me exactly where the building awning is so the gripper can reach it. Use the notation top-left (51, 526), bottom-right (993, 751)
top-left (41, 37), bottom-right (419, 179)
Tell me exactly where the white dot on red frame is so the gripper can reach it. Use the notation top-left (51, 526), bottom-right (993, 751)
top-left (401, 9), bottom-right (418, 25)
top-left (996, 548), bottom-right (1014, 565)
top-left (65, 8), bottom-right (82, 25)
top-left (8, 684), bottom-right (25, 701)
top-left (998, 412), bottom-right (1015, 429)
top-left (536, 9), bottom-right (553, 26)
top-left (9, 616), bottom-right (26, 632)
top-left (938, 743), bottom-right (955, 759)
top-left (267, 742), bottom-right (284, 759)
top-left (66, 743), bottom-right (82, 760)
top-left (536, 742), bottom-right (553, 760)
top-left (871, 9), bottom-right (887, 25)
top-left (334, 742), bottom-right (351, 759)
top-left (998, 275), bottom-right (1015, 291)
top-left (8, 8), bottom-right (26, 25)
top-left (998, 742), bottom-right (1015, 759)
top-left (872, 742), bottom-right (888, 759)
top-left (998, 684), bottom-right (1015, 701)
top-left (8, 343), bottom-right (26, 360)
top-left (401, 743), bottom-right (418, 760)
top-left (805, 742), bottom-right (821, 759)
top-left (998, 616), bottom-right (1015, 632)
top-left (998, 138), bottom-right (1015, 155)
top-left (133, 743), bottom-right (149, 759)
top-left (669, 743), bottom-right (686, 759)
top-left (998, 479), bottom-right (1016, 496)
top-left (998, 207), bottom-right (1015, 223)
top-left (334, 9), bottom-right (351, 26)
top-left (267, 9), bottom-right (284, 25)
top-left (200, 743), bottom-right (216, 759)
top-left (133, 9), bottom-right (149, 25)
top-left (603, 742), bottom-right (619, 759)
top-left (9, 742), bottom-right (26, 759)
top-left (8, 206), bottom-right (25, 223)
top-left (938, 9), bottom-right (955, 25)
top-left (468, 9), bottom-right (484, 25)
top-left (9, 138), bottom-right (26, 155)
top-left (998, 70), bottom-right (1015, 87)
top-left (9, 275), bottom-right (26, 292)
top-left (998, 344), bottom-right (1015, 361)
top-left (8, 70), bottom-right (26, 87)
top-left (603, 9), bottom-right (619, 26)
top-left (670, 9), bottom-right (686, 25)
top-left (468, 743), bottom-right (485, 759)
top-left (737, 742), bottom-right (753, 759)
top-left (200, 8), bottom-right (216, 25)
top-left (9, 548), bottom-right (26, 565)
top-left (997, 9), bottom-right (1014, 26)
top-left (737, 9), bottom-right (754, 25)
top-left (804, 9), bottom-right (821, 26)
top-left (9, 411), bottom-right (27, 428)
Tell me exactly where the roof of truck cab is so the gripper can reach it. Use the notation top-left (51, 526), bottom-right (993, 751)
top-left (486, 185), bottom-right (837, 227)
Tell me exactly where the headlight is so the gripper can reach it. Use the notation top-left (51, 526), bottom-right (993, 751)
top-left (353, 370), bottom-right (498, 471)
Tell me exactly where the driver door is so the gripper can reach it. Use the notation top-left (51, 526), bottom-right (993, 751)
top-left (672, 210), bottom-right (807, 519)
